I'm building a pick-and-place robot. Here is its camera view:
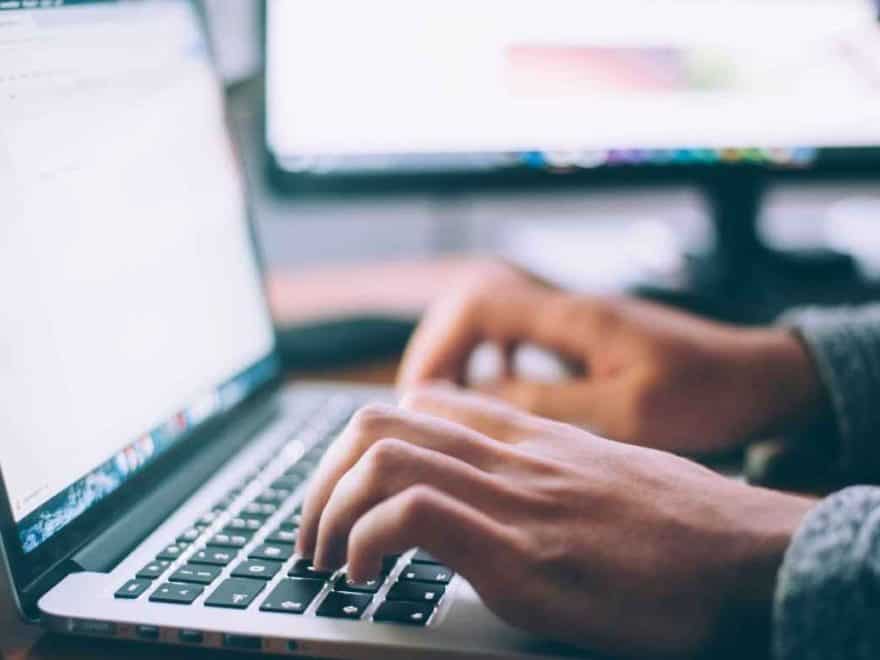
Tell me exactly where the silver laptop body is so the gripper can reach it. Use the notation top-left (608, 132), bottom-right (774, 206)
top-left (0, 2), bottom-right (578, 657)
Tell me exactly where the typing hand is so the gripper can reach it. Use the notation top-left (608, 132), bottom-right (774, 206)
top-left (398, 263), bottom-right (824, 453)
top-left (297, 387), bottom-right (814, 657)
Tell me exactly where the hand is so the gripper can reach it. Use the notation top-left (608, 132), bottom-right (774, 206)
top-left (398, 267), bottom-right (824, 453)
top-left (297, 387), bottom-right (815, 658)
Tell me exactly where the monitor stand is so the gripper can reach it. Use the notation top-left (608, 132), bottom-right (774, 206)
top-left (633, 171), bottom-right (880, 324)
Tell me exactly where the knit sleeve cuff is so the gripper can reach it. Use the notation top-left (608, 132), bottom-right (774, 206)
top-left (779, 306), bottom-right (880, 479)
top-left (773, 486), bottom-right (880, 660)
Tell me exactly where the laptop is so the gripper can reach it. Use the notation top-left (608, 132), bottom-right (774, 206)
top-left (0, 2), bottom-right (577, 657)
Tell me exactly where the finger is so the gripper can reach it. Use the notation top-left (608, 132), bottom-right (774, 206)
top-left (397, 286), bottom-right (584, 390)
top-left (397, 291), bottom-right (485, 389)
top-left (313, 439), bottom-right (510, 571)
top-left (477, 378), bottom-right (633, 437)
top-left (400, 383), bottom-right (536, 443)
top-left (296, 404), bottom-right (509, 558)
top-left (345, 484), bottom-right (518, 592)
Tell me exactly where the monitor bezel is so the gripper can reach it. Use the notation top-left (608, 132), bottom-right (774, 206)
top-left (263, 0), bottom-right (880, 196)
top-left (265, 143), bottom-right (880, 197)
top-left (0, 0), bottom-right (285, 618)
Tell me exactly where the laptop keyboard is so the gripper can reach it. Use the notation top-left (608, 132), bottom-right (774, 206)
top-left (114, 394), bottom-right (453, 630)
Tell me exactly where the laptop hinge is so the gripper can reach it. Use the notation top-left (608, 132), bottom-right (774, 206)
top-left (69, 396), bottom-right (279, 574)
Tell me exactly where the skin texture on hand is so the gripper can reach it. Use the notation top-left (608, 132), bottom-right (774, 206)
top-left (296, 387), bottom-right (815, 658)
top-left (397, 265), bottom-right (826, 454)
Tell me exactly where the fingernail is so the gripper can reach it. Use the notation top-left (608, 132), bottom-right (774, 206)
top-left (313, 549), bottom-right (335, 573)
top-left (347, 565), bottom-right (378, 585)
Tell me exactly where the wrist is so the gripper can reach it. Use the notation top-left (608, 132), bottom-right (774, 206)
top-left (709, 489), bottom-right (816, 655)
top-left (734, 328), bottom-right (827, 440)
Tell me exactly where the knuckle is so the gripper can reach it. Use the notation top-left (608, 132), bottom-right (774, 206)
top-left (398, 387), bottom-right (438, 412)
top-left (362, 438), bottom-right (410, 477)
top-left (526, 527), bottom-right (578, 576)
top-left (349, 403), bottom-right (397, 437)
top-left (398, 485), bottom-right (440, 524)
top-left (448, 280), bottom-right (492, 319)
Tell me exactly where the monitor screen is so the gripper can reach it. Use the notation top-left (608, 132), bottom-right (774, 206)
top-left (0, 0), bottom-right (277, 554)
top-left (267, 0), bottom-right (880, 179)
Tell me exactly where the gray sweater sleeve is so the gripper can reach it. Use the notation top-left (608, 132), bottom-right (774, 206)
top-left (772, 306), bottom-right (880, 660)
top-left (780, 305), bottom-right (880, 480)
top-left (774, 486), bottom-right (880, 660)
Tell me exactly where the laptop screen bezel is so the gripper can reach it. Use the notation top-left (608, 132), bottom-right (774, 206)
top-left (0, 0), bottom-right (285, 618)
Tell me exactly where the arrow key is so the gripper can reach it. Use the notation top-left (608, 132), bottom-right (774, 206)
top-left (373, 601), bottom-right (434, 626)
top-left (398, 563), bottom-right (453, 584)
top-left (316, 592), bottom-right (372, 620)
top-left (149, 582), bottom-right (204, 605)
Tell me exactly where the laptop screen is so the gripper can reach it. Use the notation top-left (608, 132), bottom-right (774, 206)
top-left (0, 1), bottom-right (277, 555)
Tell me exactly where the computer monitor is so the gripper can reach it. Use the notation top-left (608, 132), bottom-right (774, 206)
top-left (266, 0), bottom-right (880, 192)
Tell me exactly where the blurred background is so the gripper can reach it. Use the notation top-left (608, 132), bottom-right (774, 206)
top-left (202, 0), bottom-right (880, 371)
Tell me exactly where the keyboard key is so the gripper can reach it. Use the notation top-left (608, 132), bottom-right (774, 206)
top-left (176, 527), bottom-right (202, 543)
top-left (137, 560), bottom-right (171, 580)
top-left (156, 543), bottom-right (188, 561)
top-left (170, 564), bottom-right (221, 585)
top-left (386, 581), bottom-right (445, 604)
top-left (191, 548), bottom-right (236, 566)
top-left (260, 579), bottom-right (324, 615)
top-left (315, 592), bottom-right (372, 620)
top-left (266, 528), bottom-right (297, 544)
top-left (204, 578), bottom-right (265, 610)
top-left (278, 515), bottom-right (301, 532)
top-left (270, 475), bottom-right (301, 490)
top-left (250, 543), bottom-right (291, 562)
top-left (197, 511), bottom-right (220, 526)
top-left (150, 583), bottom-right (203, 605)
top-left (373, 601), bottom-right (434, 626)
top-left (399, 564), bottom-right (453, 584)
top-left (382, 555), bottom-right (401, 574)
top-left (226, 517), bottom-right (262, 532)
top-left (232, 559), bottom-right (281, 580)
top-left (239, 502), bottom-right (277, 520)
top-left (220, 526), bottom-right (257, 540)
top-left (209, 533), bottom-right (249, 549)
top-left (288, 558), bottom-right (332, 580)
top-left (256, 488), bottom-right (291, 504)
top-left (411, 549), bottom-right (441, 565)
top-left (115, 579), bottom-right (151, 599)
top-left (284, 463), bottom-right (314, 479)
top-left (334, 575), bottom-right (383, 594)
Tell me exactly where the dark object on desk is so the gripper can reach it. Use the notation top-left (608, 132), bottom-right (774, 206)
top-left (632, 172), bottom-right (880, 325)
top-left (276, 316), bottom-right (418, 371)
